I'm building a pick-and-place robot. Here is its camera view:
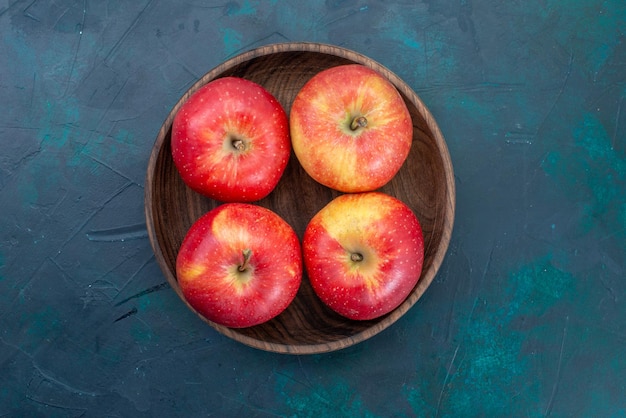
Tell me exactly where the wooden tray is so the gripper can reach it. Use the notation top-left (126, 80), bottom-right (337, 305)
top-left (144, 42), bottom-right (455, 354)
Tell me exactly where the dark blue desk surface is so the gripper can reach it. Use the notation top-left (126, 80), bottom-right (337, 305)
top-left (1, 1), bottom-right (625, 416)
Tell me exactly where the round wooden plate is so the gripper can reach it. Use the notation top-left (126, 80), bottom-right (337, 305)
top-left (145, 42), bottom-right (455, 354)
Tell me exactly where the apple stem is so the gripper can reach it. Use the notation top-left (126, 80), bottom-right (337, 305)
top-left (238, 249), bottom-right (252, 272)
top-left (350, 252), bottom-right (364, 262)
top-left (232, 138), bottom-right (246, 151)
top-left (350, 116), bottom-right (368, 131)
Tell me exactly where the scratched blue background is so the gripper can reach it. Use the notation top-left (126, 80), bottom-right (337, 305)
top-left (1, 0), bottom-right (625, 416)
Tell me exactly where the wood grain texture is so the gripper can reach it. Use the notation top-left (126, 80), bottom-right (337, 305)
top-left (144, 42), bottom-right (455, 354)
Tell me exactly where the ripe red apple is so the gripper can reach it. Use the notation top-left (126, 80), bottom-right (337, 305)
top-left (176, 203), bottom-right (302, 328)
top-left (171, 77), bottom-right (290, 202)
top-left (303, 192), bottom-right (424, 320)
top-left (290, 64), bottom-right (413, 193)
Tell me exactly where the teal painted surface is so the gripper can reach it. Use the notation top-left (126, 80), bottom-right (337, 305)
top-left (275, 373), bottom-right (377, 418)
top-left (545, 113), bottom-right (626, 237)
top-left (1, 0), bottom-right (624, 416)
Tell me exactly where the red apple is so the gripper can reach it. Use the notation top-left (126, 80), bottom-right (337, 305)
top-left (176, 203), bottom-right (302, 328)
top-left (303, 192), bottom-right (424, 320)
top-left (290, 64), bottom-right (413, 193)
top-left (171, 77), bottom-right (290, 202)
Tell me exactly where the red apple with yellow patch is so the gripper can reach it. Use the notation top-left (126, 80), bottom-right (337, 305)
top-left (303, 192), bottom-right (424, 320)
top-left (290, 64), bottom-right (413, 192)
top-left (176, 203), bottom-right (302, 328)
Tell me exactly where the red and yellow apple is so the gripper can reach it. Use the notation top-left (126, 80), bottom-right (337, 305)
top-left (176, 203), bottom-right (302, 328)
top-left (303, 192), bottom-right (424, 320)
top-left (290, 64), bottom-right (413, 193)
top-left (171, 76), bottom-right (290, 202)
